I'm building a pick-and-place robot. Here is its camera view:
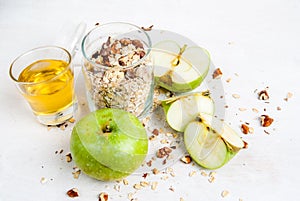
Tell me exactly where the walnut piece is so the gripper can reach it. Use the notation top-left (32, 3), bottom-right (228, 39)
top-left (258, 90), bottom-right (269, 100)
top-left (98, 192), bottom-right (108, 201)
top-left (156, 147), bottom-right (172, 158)
top-left (180, 155), bottom-right (192, 164)
top-left (260, 115), bottom-right (274, 127)
top-left (212, 68), bottom-right (223, 79)
top-left (241, 124), bottom-right (250, 134)
top-left (67, 188), bottom-right (79, 198)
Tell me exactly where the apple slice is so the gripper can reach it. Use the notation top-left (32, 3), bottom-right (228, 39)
top-left (162, 91), bottom-right (214, 132)
top-left (184, 114), bottom-right (246, 169)
top-left (153, 40), bottom-right (210, 92)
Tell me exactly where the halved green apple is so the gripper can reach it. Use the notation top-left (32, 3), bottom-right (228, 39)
top-left (152, 40), bottom-right (210, 93)
top-left (162, 91), bottom-right (214, 132)
top-left (184, 114), bottom-right (246, 169)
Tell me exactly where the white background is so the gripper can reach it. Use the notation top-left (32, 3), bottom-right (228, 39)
top-left (1, 0), bottom-right (300, 200)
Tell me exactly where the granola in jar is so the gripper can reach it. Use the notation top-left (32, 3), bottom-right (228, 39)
top-left (82, 35), bottom-right (153, 117)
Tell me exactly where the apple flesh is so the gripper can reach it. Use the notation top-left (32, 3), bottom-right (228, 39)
top-left (70, 108), bottom-right (148, 181)
top-left (153, 40), bottom-right (210, 93)
top-left (184, 114), bottom-right (246, 169)
top-left (162, 91), bottom-right (214, 132)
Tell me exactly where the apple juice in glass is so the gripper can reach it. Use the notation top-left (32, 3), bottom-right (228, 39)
top-left (9, 46), bottom-right (76, 125)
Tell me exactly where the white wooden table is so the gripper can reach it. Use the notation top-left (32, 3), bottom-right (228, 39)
top-left (1, 0), bottom-right (299, 200)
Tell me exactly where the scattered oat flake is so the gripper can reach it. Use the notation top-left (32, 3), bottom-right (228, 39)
top-left (67, 188), bottom-right (79, 198)
top-left (238, 108), bottom-right (247, 111)
top-left (40, 177), bottom-right (47, 184)
top-left (189, 171), bottom-right (197, 177)
top-left (226, 78), bottom-right (232, 83)
top-left (252, 108), bottom-right (259, 113)
top-left (123, 179), bottom-right (129, 185)
top-left (98, 192), bottom-right (108, 201)
top-left (221, 190), bottom-right (229, 198)
top-left (114, 184), bottom-right (120, 192)
top-left (151, 182), bottom-right (158, 190)
top-left (232, 94), bottom-right (240, 99)
top-left (212, 68), bottom-right (223, 79)
top-left (180, 198), bottom-right (185, 201)
top-left (200, 170), bottom-right (208, 177)
top-left (140, 181), bottom-right (149, 187)
top-left (277, 106), bottom-right (281, 111)
top-left (133, 183), bottom-right (142, 190)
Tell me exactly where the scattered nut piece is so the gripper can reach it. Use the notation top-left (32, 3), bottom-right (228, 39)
top-left (68, 118), bottom-right (75, 123)
top-left (258, 90), bottom-right (269, 100)
top-left (241, 124), bottom-right (250, 134)
top-left (67, 188), bottom-right (79, 198)
top-left (152, 168), bottom-right (160, 175)
top-left (98, 192), bottom-right (108, 201)
top-left (212, 68), bottom-right (223, 79)
top-left (156, 147), bottom-right (172, 158)
top-left (146, 160), bottom-right (152, 167)
top-left (232, 94), bottom-right (240, 99)
top-left (65, 153), bottom-right (72, 163)
top-left (243, 141), bottom-right (248, 149)
top-left (151, 182), bottom-right (158, 190)
top-left (72, 167), bottom-right (81, 179)
top-left (221, 190), bottom-right (229, 197)
top-left (226, 78), bottom-right (232, 83)
top-left (149, 135), bottom-right (156, 141)
top-left (152, 128), bottom-right (159, 136)
top-left (277, 106), bottom-right (281, 111)
top-left (284, 92), bottom-right (293, 101)
top-left (141, 25), bottom-right (154, 31)
top-left (260, 115), bottom-right (274, 127)
top-left (169, 186), bottom-right (175, 192)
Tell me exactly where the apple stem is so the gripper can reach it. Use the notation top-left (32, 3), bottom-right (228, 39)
top-left (171, 44), bottom-right (188, 67)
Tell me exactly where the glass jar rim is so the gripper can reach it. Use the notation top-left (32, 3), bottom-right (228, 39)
top-left (81, 22), bottom-right (152, 70)
top-left (9, 45), bottom-right (72, 85)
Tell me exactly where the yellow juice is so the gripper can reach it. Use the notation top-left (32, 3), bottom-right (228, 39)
top-left (18, 59), bottom-right (74, 115)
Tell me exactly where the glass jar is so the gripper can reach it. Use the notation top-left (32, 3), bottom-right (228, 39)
top-left (81, 22), bottom-right (153, 118)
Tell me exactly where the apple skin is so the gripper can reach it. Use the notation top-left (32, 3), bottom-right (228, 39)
top-left (70, 108), bottom-right (148, 181)
top-left (155, 75), bottom-right (204, 93)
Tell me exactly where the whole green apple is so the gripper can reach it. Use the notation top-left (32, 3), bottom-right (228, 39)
top-left (70, 108), bottom-right (148, 181)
